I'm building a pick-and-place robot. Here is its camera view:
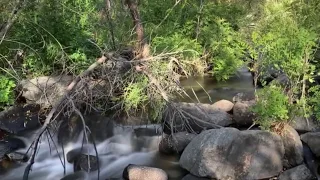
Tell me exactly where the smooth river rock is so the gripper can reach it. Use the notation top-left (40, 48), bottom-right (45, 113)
top-left (278, 164), bottom-right (315, 180)
top-left (159, 132), bottom-right (197, 154)
top-left (301, 132), bottom-right (320, 157)
top-left (179, 128), bottom-right (284, 180)
top-left (281, 124), bottom-right (303, 168)
top-left (163, 103), bottom-right (233, 134)
top-left (211, 100), bottom-right (234, 112)
top-left (290, 116), bottom-right (320, 133)
top-left (123, 164), bottom-right (168, 180)
top-left (233, 101), bottom-right (255, 126)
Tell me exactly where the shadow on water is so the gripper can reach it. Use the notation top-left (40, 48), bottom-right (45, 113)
top-left (178, 67), bottom-right (255, 103)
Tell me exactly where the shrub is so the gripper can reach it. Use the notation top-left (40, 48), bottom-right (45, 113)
top-left (0, 76), bottom-right (16, 108)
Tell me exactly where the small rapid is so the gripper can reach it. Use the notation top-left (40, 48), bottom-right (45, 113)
top-left (1, 124), bottom-right (183, 180)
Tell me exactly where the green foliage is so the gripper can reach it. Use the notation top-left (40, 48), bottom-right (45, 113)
top-left (0, 76), bottom-right (16, 108)
top-left (251, 85), bottom-right (289, 130)
top-left (308, 85), bottom-right (320, 121)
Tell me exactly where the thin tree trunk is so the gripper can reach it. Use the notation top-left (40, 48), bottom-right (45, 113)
top-left (0, 0), bottom-right (25, 45)
top-left (124, 0), bottom-right (149, 58)
top-left (105, 0), bottom-right (116, 50)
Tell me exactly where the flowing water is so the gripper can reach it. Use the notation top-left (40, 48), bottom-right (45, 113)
top-left (1, 67), bottom-right (254, 180)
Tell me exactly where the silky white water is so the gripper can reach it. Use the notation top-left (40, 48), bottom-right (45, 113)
top-left (0, 124), bottom-right (181, 180)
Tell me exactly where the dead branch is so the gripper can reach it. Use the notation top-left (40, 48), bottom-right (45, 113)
top-left (23, 54), bottom-right (111, 179)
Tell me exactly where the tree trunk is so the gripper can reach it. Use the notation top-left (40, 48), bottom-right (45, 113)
top-left (125, 0), bottom-right (149, 58)
top-left (105, 0), bottom-right (116, 50)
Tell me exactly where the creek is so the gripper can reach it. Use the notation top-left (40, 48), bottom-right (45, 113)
top-left (0, 67), bottom-right (254, 180)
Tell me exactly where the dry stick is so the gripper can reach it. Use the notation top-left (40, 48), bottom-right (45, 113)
top-left (23, 54), bottom-right (110, 180)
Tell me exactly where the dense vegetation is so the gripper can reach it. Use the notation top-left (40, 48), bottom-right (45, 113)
top-left (1, 0), bottom-right (320, 130)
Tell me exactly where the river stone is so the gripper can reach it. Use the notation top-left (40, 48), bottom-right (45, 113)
top-left (0, 104), bottom-right (43, 134)
top-left (290, 116), bottom-right (320, 133)
top-left (123, 164), bottom-right (168, 180)
top-left (179, 128), bottom-right (284, 180)
top-left (60, 171), bottom-right (89, 180)
top-left (233, 101), bottom-right (255, 126)
top-left (0, 137), bottom-right (26, 160)
top-left (303, 143), bottom-right (320, 179)
top-left (278, 164), bottom-right (315, 180)
top-left (73, 154), bottom-right (99, 172)
top-left (19, 75), bottom-right (73, 107)
top-left (163, 103), bottom-right (233, 134)
top-left (281, 124), bottom-right (303, 168)
top-left (301, 132), bottom-right (320, 157)
top-left (159, 132), bottom-right (197, 154)
top-left (182, 174), bottom-right (211, 180)
top-left (232, 92), bottom-right (255, 103)
top-left (211, 100), bottom-right (234, 112)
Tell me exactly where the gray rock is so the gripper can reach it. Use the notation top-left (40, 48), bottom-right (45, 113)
top-left (19, 75), bottom-right (73, 107)
top-left (179, 128), bottom-right (284, 180)
top-left (159, 132), bottom-right (197, 154)
top-left (233, 101), bottom-right (255, 126)
top-left (0, 137), bottom-right (26, 160)
top-left (281, 124), bottom-right (303, 168)
top-left (73, 154), bottom-right (99, 172)
top-left (290, 116), bottom-right (320, 133)
top-left (278, 164), bottom-right (315, 180)
top-left (163, 103), bottom-right (233, 134)
top-left (301, 132), bottom-right (320, 157)
top-left (0, 104), bottom-right (43, 134)
top-left (123, 164), bottom-right (168, 180)
top-left (182, 174), bottom-right (211, 180)
top-left (303, 143), bottom-right (320, 179)
top-left (60, 171), bottom-right (89, 180)
top-left (232, 92), bottom-right (255, 103)
top-left (211, 100), bottom-right (234, 112)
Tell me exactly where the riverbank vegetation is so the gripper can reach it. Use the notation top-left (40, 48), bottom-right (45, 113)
top-left (1, 0), bottom-right (320, 130)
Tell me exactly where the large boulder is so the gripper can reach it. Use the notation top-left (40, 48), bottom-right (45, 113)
top-left (211, 100), bottom-right (234, 112)
top-left (163, 103), bottom-right (233, 134)
top-left (278, 164), bottom-right (315, 180)
top-left (301, 132), bottom-right (320, 157)
top-left (233, 101), bottom-right (255, 126)
top-left (123, 164), bottom-right (168, 180)
top-left (159, 132), bottom-right (197, 154)
top-left (290, 116), bottom-right (320, 133)
top-left (19, 75), bottom-right (73, 107)
top-left (179, 128), bottom-right (284, 180)
top-left (0, 104), bottom-right (43, 134)
top-left (281, 124), bottom-right (303, 168)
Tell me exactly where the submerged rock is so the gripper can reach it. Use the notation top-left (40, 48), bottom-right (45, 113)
top-left (73, 154), bottom-right (99, 172)
top-left (281, 124), bottom-right (303, 168)
top-left (278, 164), bottom-right (315, 180)
top-left (233, 101), bottom-right (255, 126)
top-left (211, 99), bottom-right (234, 112)
top-left (182, 174), bottom-right (211, 180)
top-left (179, 128), bottom-right (284, 180)
top-left (123, 164), bottom-right (168, 180)
top-left (0, 104), bottom-right (43, 134)
top-left (301, 132), bottom-right (320, 157)
top-left (159, 132), bottom-right (197, 154)
top-left (163, 103), bottom-right (233, 134)
top-left (60, 171), bottom-right (89, 180)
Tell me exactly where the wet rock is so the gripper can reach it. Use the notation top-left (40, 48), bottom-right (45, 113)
top-left (290, 116), bottom-right (320, 133)
top-left (182, 174), bottom-right (211, 180)
top-left (6, 152), bottom-right (28, 162)
top-left (281, 124), bottom-right (303, 168)
top-left (133, 126), bottom-right (162, 137)
top-left (66, 147), bottom-right (89, 163)
top-left (232, 92), bottom-right (255, 103)
top-left (74, 154), bottom-right (99, 172)
top-left (159, 132), bottom-right (197, 154)
top-left (303, 143), bottom-right (320, 179)
top-left (60, 171), bottom-right (89, 180)
top-left (163, 103), bottom-right (233, 134)
top-left (233, 101), bottom-right (255, 126)
top-left (180, 128), bottom-right (284, 180)
top-left (278, 164), bottom-right (315, 180)
top-left (123, 164), bottom-right (168, 180)
top-left (0, 104), bottom-right (43, 134)
top-left (58, 112), bottom-right (114, 144)
top-left (0, 137), bottom-right (26, 159)
top-left (301, 132), bottom-right (320, 157)
top-left (19, 75), bottom-right (73, 107)
top-left (211, 99), bottom-right (234, 112)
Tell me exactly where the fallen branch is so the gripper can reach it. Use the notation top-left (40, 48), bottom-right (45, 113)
top-left (23, 54), bottom-right (111, 180)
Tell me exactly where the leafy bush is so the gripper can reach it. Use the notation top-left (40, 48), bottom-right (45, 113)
top-left (251, 85), bottom-right (290, 130)
top-left (308, 85), bottom-right (320, 120)
top-left (0, 76), bottom-right (16, 108)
